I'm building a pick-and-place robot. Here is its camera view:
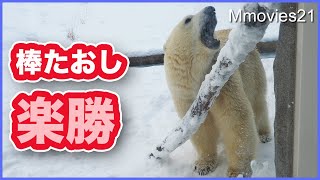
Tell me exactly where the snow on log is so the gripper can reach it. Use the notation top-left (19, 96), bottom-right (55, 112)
top-left (149, 3), bottom-right (275, 160)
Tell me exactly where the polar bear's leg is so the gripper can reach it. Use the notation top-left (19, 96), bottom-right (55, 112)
top-left (216, 99), bottom-right (257, 177)
top-left (213, 79), bottom-right (258, 177)
top-left (191, 112), bottom-right (219, 176)
top-left (253, 96), bottom-right (272, 143)
top-left (172, 97), bottom-right (218, 176)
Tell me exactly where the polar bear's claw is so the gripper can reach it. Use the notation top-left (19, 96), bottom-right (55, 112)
top-left (194, 159), bottom-right (217, 176)
top-left (259, 134), bottom-right (272, 143)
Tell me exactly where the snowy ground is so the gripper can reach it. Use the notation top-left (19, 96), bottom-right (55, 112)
top-left (3, 3), bottom-right (278, 177)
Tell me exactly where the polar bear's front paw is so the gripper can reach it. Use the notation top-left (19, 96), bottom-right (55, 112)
top-left (259, 133), bottom-right (272, 143)
top-left (194, 158), bottom-right (218, 176)
top-left (227, 167), bottom-right (252, 177)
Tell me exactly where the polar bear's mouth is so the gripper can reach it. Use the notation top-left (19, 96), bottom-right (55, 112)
top-left (201, 24), bottom-right (220, 49)
top-left (200, 6), bottom-right (220, 49)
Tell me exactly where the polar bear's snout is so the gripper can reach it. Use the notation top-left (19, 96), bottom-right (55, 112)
top-left (203, 6), bottom-right (216, 15)
top-left (200, 6), bottom-right (220, 49)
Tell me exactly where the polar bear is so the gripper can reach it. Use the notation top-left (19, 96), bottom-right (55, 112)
top-left (163, 6), bottom-right (271, 177)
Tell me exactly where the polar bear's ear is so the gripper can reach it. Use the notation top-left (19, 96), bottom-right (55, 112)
top-left (163, 42), bottom-right (167, 52)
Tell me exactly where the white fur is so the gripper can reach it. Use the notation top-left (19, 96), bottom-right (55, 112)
top-left (164, 9), bottom-right (271, 177)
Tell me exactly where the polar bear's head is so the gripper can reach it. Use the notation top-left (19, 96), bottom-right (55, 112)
top-left (164, 6), bottom-right (221, 59)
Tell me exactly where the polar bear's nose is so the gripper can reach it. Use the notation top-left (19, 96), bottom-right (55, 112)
top-left (203, 6), bottom-right (216, 15)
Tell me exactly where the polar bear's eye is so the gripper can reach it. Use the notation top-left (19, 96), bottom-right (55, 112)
top-left (185, 17), bottom-right (192, 24)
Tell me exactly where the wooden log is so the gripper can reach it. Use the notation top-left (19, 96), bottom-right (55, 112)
top-left (128, 41), bottom-right (277, 67)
